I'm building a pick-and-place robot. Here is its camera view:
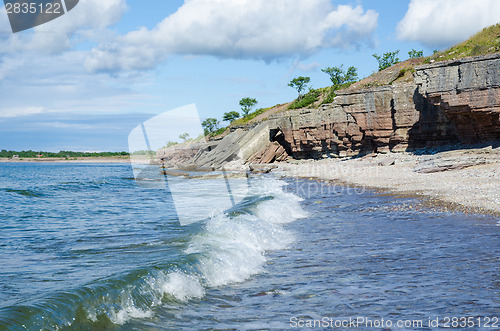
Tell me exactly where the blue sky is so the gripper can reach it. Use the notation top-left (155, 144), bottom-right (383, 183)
top-left (0, 0), bottom-right (498, 151)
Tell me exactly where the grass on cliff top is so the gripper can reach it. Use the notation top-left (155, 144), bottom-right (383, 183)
top-left (349, 23), bottom-right (500, 90)
top-left (425, 23), bottom-right (500, 63)
top-left (230, 106), bottom-right (272, 126)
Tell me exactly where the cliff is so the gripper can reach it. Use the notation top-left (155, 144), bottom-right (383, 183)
top-left (158, 53), bottom-right (500, 169)
top-left (255, 53), bottom-right (500, 161)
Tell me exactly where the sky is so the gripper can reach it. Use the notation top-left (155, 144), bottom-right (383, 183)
top-left (0, 0), bottom-right (499, 152)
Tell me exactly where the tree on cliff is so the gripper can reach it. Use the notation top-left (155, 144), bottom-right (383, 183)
top-left (201, 118), bottom-right (219, 136)
top-left (239, 97), bottom-right (258, 116)
top-left (321, 65), bottom-right (358, 90)
top-left (373, 50), bottom-right (400, 71)
top-left (223, 111), bottom-right (240, 122)
top-left (408, 49), bottom-right (424, 58)
top-left (288, 76), bottom-right (310, 100)
top-left (179, 133), bottom-right (190, 142)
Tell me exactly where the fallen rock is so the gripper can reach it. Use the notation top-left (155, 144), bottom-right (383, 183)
top-left (378, 157), bottom-right (396, 166)
top-left (249, 164), bottom-right (278, 174)
top-left (414, 147), bottom-right (500, 173)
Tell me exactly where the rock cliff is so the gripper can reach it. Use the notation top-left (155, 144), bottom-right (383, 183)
top-left (412, 54), bottom-right (500, 145)
top-left (159, 53), bottom-right (500, 169)
top-left (261, 53), bottom-right (500, 160)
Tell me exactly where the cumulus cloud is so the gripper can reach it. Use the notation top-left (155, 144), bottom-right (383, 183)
top-left (85, 0), bottom-right (378, 72)
top-left (0, 0), bottom-right (127, 54)
top-left (397, 0), bottom-right (500, 48)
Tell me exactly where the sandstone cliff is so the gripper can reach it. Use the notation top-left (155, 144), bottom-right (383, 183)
top-left (158, 53), bottom-right (500, 169)
top-left (258, 53), bottom-right (500, 160)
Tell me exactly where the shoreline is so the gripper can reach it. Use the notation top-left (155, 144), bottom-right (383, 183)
top-left (274, 146), bottom-right (500, 216)
top-left (0, 156), bottom-right (134, 164)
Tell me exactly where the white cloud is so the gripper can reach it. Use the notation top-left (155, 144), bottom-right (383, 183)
top-left (0, 0), bottom-right (127, 54)
top-left (0, 106), bottom-right (45, 118)
top-left (85, 0), bottom-right (378, 72)
top-left (0, 50), bottom-right (158, 119)
top-left (397, 0), bottom-right (500, 48)
top-left (291, 60), bottom-right (322, 72)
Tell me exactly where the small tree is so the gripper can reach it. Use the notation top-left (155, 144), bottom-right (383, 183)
top-left (223, 111), bottom-right (240, 122)
top-left (321, 65), bottom-right (358, 90)
top-left (373, 50), bottom-right (400, 71)
top-left (408, 49), bottom-right (424, 58)
top-left (288, 76), bottom-right (310, 100)
top-left (239, 97), bottom-right (258, 117)
top-left (179, 133), bottom-right (190, 142)
top-left (201, 118), bottom-right (219, 136)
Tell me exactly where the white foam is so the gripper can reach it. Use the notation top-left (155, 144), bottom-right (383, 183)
top-left (184, 178), bottom-right (307, 287)
top-left (158, 271), bottom-right (205, 301)
top-left (110, 303), bottom-right (153, 325)
top-left (86, 177), bottom-right (306, 325)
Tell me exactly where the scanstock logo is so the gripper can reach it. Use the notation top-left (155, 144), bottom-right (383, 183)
top-left (3, 0), bottom-right (79, 33)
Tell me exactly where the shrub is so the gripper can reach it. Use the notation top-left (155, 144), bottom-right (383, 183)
top-left (289, 88), bottom-right (320, 109)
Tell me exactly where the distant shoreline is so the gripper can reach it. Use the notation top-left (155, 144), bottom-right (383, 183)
top-left (0, 156), bottom-right (133, 164)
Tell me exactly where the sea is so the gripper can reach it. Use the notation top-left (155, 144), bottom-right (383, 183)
top-left (0, 162), bottom-right (498, 330)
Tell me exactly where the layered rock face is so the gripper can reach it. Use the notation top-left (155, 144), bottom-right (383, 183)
top-left (413, 54), bottom-right (500, 145)
top-left (268, 83), bottom-right (420, 158)
top-left (265, 53), bottom-right (500, 159)
top-left (157, 143), bottom-right (203, 167)
top-left (160, 54), bottom-right (500, 169)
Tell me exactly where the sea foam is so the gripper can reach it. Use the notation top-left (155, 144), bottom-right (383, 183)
top-left (88, 177), bottom-right (307, 325)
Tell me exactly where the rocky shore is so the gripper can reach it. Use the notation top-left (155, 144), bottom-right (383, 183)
top-left (153, 53), bottom-right (499, 215)
top-left (275, 145), bottom-right (500, 215)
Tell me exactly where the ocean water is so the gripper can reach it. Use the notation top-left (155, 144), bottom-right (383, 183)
top-left (0, 163), bottom-right (498, 330)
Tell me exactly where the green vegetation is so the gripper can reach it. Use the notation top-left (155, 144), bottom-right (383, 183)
top-left (201, 118), bottom-right (220, 136)
top-left (408, 49), bottom-right (424, 58)
top-left (212, 127), bottom-right (227, 136)
top-left (318, 65), bottom-right (358, 105)
top-left (373, 50), bottom-right (400, 71)
top-left (0, 150), bottom-right (129, 158)
top-left (289, 88), bottom-right (320, 109)
top-left (231, 107), bottom-right (270, 126)
top-left (321, 65), bottom-right (358, 90)
top-left (288, 76), bottom-right (310, 100)
top-left (131, 150), bottom-right (155, 156)
top-left (425, 23), bottom-right (500, 63)
top-left (179, 133), bottom-right (190, 142)
top-left (321, 86), bottom-right (337, 105)
top-left (222, 111), bottom-right (240, 122)
top-left (239, 97), bottom-right (258, 116)
top-left (165, 141), bottom-right (179, 148)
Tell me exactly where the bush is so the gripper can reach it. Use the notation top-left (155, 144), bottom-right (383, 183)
top-left (321, 86), bottom-right (337, 105)
top-left (230, 107), bottom-right (270, 126)
top-left (210, 127), bottom-right (227, 137)
top-left (289, 89), bottom-right (320, 109)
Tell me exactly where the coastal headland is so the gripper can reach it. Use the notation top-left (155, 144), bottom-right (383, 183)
top-left (156, 26), bottom-right (500, 215)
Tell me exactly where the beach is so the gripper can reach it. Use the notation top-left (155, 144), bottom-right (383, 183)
top-left (276, 146), bottom-right (500, 215)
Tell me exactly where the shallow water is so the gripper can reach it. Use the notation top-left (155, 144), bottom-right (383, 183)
top-left (0, 163), bottom-right (498, 330)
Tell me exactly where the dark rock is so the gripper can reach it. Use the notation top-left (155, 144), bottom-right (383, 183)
top-left (249, 164), bottom-right (278, 174)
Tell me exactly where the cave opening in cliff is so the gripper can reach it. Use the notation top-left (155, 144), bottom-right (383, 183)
top-left (270, 128), bottom-right (293, 156)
